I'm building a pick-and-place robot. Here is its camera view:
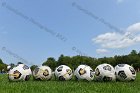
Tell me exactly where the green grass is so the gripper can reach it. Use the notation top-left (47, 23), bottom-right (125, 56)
top-left (0, 73), bottom-right (140, 93)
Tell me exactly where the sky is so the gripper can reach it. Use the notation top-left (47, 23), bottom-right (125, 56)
top-left (0, 0), bottom-right (140, 66)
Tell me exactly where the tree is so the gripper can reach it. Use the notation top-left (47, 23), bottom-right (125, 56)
top-left (1, 50), bottom-right (140, 73)
top-left (9, 63), bottom-right (15, 68)
top-left (130, 50), bottom-right (137, 56)
top-left (30, 65), bottom-right (38, 71)
top-left (57, 55), bottom-right (71, 66)
top-left (42, 57), bottom-right (57, 71)
top-left (17, 62), bottom-right (23, 65)
top-left (0, 59), bottom-right (7, 73)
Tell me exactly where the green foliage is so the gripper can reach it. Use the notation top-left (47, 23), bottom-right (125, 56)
top-left (42, 50), bottom-right (140, 71)
top-left (17, 62), bottom-right (23, 65)
top-left (42, 57), bottom-right (57, 71)
top-left (30, 65), bottom-right (38, 71)
top-left (0, 59), bottom-right (7, 72)
top-left (0, 50), bottom-right (140, 72)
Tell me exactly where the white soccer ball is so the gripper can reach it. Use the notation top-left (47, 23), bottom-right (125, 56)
top-left (95, 63), bottom-right (116, 81)
top-left (7, 65), bottom-right (11, 71)
top-left (115, 64), bottom-right (136, 81)
top-left (55, 65), bottom-right (73, 81)
top-left (74, 65), bottom-right (94, 81)
top-left (8, 64), bottom-right (32, 81)
top-left (33, 66), bottom-right (52, 80)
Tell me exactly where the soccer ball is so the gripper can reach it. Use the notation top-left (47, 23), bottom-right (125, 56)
top-left (115, 64), bottom-right (136, 81)
top-left (74, 65), bottom-right (94, 81)
top-left (7, 65), bottom-right (11, 71)
top-left (33, 66), bottom-right (52, 80)
top-left (7, 65), bottom-right (11, 70)
top-left (55, 65), bottom-right (73, 81)
top-left (8, 64), bottom-right (32, 81)
top-left (95, 63), bottom-right (116, 81)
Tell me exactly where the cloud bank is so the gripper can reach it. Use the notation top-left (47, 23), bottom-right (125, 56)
top-left (93, 22), bottom-right (140, 53)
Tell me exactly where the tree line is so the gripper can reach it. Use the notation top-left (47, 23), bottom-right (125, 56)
top-left (0, 50), bottom-right (140, 73)
top-left (33, 50), bottom-right (140, 71)
top-left (0, 59), bottom-right (7, 73)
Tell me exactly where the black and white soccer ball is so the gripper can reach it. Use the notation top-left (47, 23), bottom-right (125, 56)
top-left (8, 64), bottom-right (32, 81)
top-left (74, 65), bottom-right (94, 81)
top-left (115, 64), bottom-right (136, 81)
top-left (95, 63), bottom-right (116, 81)
top-left (55, 65), bottom-right (73, 81)
top-left (33, 66), bottom-right (52, 80)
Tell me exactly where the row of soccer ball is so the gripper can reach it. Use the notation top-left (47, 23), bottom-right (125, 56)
top-left (8, 63), bottom-right (136, 81)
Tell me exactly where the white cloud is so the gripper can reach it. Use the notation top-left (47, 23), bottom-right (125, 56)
top-left (96, 49), bottom-right (109, 54)
top-left (127, 23), bottom-right (140, 33)
top-left (92, 22), bottom-right (140, 49)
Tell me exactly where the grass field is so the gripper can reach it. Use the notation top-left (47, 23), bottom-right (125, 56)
top-left (0, 73), bottom-right (140, 93)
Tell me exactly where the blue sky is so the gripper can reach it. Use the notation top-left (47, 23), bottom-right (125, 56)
top-left (0, 0), bottom-right (140, 66)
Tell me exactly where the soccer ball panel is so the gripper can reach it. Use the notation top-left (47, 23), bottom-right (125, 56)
top-left (59, 76), bottom-right (65, 81)
top-left (118, 71), bottom-right (127, 79)
top-left (25, 75), bottom-right (30, 81)
top-left (90, 70), bottom-right (94, 78)
top-left (95, 68), bottom-right (100, 76)
top-left (34, 68), bottom-right (40, 75)
top-left (117, 64), bottom-right (125, 67)
top-left (57, 66), bottom-right (63, 72)
top-left (23, 65), bottom-right (29, 70)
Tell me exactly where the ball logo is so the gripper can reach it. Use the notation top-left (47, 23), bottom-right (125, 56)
top-left (118, 71), bottom-right (127, 79)
top-left (103, 65), bottom-right (111, 71)
top-left (129, 67), bottom-right (136, 75)
top-left (13, 70), bottom-right (22, 79)
top-left (66, 69), bottom-right (72, 75)
top-left (43, 69), bottom-right (49, 76)
top-left (79, 68), bottom-right (86, 75)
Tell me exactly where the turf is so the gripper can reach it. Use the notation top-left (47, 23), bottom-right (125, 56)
top-left (0, 73), bottom-right (140, 93)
